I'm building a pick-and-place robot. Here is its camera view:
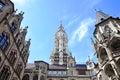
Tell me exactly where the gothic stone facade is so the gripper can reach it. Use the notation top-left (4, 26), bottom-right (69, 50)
top-left (0, 0), bottom-right (30, 80)
top-left (23, 24), bottom-right (93, 80)
top-left (92, 11), bottom-right (120, 80)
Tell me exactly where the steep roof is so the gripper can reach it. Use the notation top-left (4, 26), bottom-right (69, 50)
top-left (76, 64), bottom-right (86, 69)
top-left (96, 11), bottom-right (110, 24)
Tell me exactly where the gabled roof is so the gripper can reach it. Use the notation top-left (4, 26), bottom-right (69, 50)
top-left (96, 11), bottom-right (110, 24)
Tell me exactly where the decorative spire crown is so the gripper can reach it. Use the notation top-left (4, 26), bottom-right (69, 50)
top-left (58, 22), bottom-right (64, 32)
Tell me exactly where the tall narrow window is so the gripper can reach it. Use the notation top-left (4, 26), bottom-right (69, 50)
top-left (16, 63), bottom-right (23, 75)
top-left (9, 23), bottom-right (16, 33)
top-left (22, 74), bottom-right (29, 80)
top-left (17, 39), bottom-right (21, 47)
top-left (33, 74), bottom-right (38, 80)
top-left (0, 2), bottom-right (4, 9)
top-left (0, 32), bottom-right (9, 51)
top-left (103, 25), bottom-right (112, 38)
top-left (0, 33), bottom-right (7, 46)
top-left (0, 65), bottom-right (11, 80)
top-left (40, 75), bottom-right (45, 80)
top-left (8, 50), bottom-right (16, 64)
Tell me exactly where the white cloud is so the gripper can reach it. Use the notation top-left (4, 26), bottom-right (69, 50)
top-left (66, 16), bottom-right (80, 28)
top-left (69, 18), bottom-right (95, 45)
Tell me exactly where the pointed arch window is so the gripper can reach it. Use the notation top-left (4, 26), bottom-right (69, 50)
top-left (8, 50), bottom-right (17, 65)
top-left (17, 39), bottom-right (21, 47)
top-left (104, 64), bottom-right (115, 78)
top-left (103, 25), bottom-right (112, 38)
top-left (33, 74), bottom-right (38, 80)
top-left (0, 2), bottom-right (4, 9)
top-left (40, 75), bottom-right (45, 80)
top-left (16, 63), bottom-right (23, 75)
top-left (99, 48), bottom-right (108, 63)
top-left (9, 23), bottom-right (16, 33)
top-left (22, 74), bottom-right (29, 80)
top-left (0, 32), bottom-right (9, 51)
top-left (0, 65), bottom-right (11, 80)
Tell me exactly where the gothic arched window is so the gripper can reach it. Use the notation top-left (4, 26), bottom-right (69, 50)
top-left (0, 32), bottom-right (9, 51)
top-left (33, 74), bottom-right (38, 80)
top-left (22, 74), bottom-right (29, 80)
top-left (99, 47), bottom-right (108, 63)
top-left (111, 38), bottom-right (120, 51)
top-left (16, 63), bottom-right (23, 75)
top-left (8, 50), bottom-right (17, 65)
top-left (17, 39), bottom-right (21, 47)
top-left (0, 65), bottom-right (11, 80)
top-left (103, 25), bottom-right (112, 38)
top-left (0, 2), bottom-right (4, 9)
top-left (9, 22), bottom-right (16, 33)
top-left (40, 75), bottom-right (45, 80)
top-left (104, 64), bottom-right (115, 78)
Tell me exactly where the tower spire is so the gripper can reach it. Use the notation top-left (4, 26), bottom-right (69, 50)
top-left (60, 20), bottom-right (62, 26)
top-left (58, 21), bottom-right (64, 32)
top-left (96, 10), bottom-right (110, 24)
top-left (50, 23), bottom-right (70, 65)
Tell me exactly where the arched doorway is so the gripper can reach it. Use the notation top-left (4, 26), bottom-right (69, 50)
top-left (33, 74), bottom-right (38, 80)
top-left (22, 74), bottom-right (29, 80)
top-left (40, 75), bottom-right (45, 80)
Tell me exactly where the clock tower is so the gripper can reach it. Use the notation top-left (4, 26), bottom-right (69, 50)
top-left (50, 23), bottom-right (74, 65)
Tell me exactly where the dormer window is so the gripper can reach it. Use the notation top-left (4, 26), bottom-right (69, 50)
top-left (100, 18), bottom-right (104, 21)
top-left (0, 2), bottom-right (4, 9)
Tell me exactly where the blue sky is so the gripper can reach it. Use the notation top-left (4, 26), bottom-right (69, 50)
top-left (11, 0), bottom-right (120, 64)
